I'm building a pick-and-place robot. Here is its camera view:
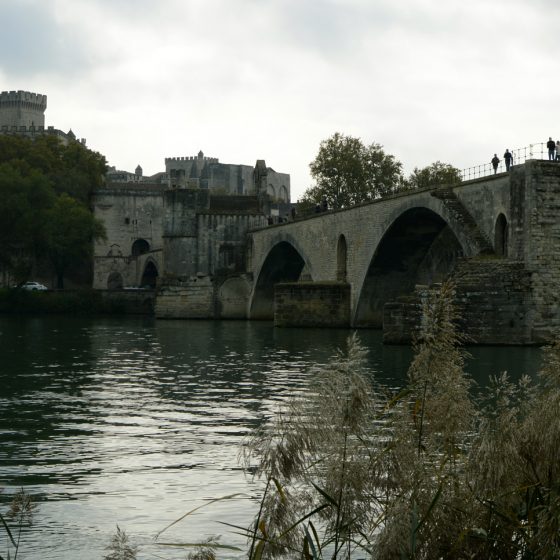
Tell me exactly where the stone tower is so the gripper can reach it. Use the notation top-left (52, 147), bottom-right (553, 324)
top-left (0, 90), bottom-right (47, 128)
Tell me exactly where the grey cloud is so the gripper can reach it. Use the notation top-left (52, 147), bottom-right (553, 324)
top-left (270, 0), bottom-right (394, 56)
top-left (0, 3), bottom-right (89, 78)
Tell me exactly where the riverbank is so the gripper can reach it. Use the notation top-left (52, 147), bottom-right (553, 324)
top-left (0, 288), bottom-right (154, 315)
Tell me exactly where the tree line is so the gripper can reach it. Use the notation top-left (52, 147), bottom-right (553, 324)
top-left (300, 132), bottom-right (462, 210)
top-left (0, 135), bottom-right (106, 288)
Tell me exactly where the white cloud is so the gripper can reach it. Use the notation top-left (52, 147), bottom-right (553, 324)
top-left (0, 0), bottom-right (558, 198)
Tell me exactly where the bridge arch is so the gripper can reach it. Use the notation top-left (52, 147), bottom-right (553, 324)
top-left (249, 237), bottom-right (311, 320)
top-left (354, 206), bottom-right (464, 327)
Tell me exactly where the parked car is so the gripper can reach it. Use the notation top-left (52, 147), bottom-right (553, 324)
top-left (20, 281), bottom-right (48, 291)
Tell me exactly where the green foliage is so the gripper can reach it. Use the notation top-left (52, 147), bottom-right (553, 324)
top-left (302, 132), bottom-right (403, 209)
top-left (0, 163), bottom-right (55, 278)
top-left (0, 135), bottom-right (107, 283)
top-left (45, 194), bottom-right (106, 288)
top-left (405, 160), bottom-right (462, 191)
top-left (0, 135), bottom-right (107, 202)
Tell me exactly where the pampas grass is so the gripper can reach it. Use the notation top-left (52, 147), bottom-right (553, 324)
top-left (243, 281), bottom-right (560, 559)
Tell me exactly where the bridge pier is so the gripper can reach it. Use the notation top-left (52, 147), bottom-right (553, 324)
top-left (274, 282), bottom-right (351, 328)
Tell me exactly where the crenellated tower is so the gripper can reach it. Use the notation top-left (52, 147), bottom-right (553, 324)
top-left (0, 90), bottom-right (47, 128)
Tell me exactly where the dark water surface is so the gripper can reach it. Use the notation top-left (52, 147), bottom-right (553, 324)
top-left (0, 316), bottom-right (542, 559)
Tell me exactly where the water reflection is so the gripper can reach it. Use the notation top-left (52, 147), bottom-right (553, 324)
top-left (0, 317), bottom-right (542, 559)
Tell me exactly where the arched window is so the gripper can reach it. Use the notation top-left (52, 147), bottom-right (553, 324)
top-left (131, 239), bottom-right (150, 257)
top-left (494, 214), bottom-right (508, 257)
top-left (337, 234), bottom-right (347, 282)
top-left (279, 185), bottom-right (289, 203)
top-left (267, 184), bottom-right (276, 199)
top-left (107, 272), bottom-right (123, 290)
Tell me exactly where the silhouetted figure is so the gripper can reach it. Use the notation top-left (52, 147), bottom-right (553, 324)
top-left (547, 137), bottom-right (556, 161)
top-left (504, 149), bottom-right (513, 171)
top-left (267, 216), bottom-right (273, 225)
top-left (491, 154), bottom-right (500, 174)
top-left (315, 203), bottom-right (321, 213)
top-left (321, 198), bottom-right (328, 212)
top-left (290, 206), bottom-right (296, 220)
top-left (556, 141), bottom-right (560, 162)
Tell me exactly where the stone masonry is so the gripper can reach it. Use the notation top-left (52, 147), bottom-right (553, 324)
top-left (249, 161), bottom-right (560, 344)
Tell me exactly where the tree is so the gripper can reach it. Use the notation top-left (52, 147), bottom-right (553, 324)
top-left (0, 135), bottom-right (107, 202)
top-left (0, 135), bottom-right (107, 285)
top-left (301, 132), bottom-right (403, 209)
top-left (405, 160), bottom-right (462, 190)
top-left (44, 194), bottom-right (106, 289)
top-left (0, 163), bottom-right (55, 281)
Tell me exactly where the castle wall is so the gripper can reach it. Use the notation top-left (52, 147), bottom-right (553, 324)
top-left (162, 188), bottom-right (267, 279)
top-left (266, 171), bottom-right (291, 202)
top-left (92, 184), bottom-right (165, 289)
top-left (165, 154), bottom-right (290, 199)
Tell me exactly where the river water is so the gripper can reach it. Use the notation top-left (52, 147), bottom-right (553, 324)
top-left (0, 316), bottom-right (542, 559)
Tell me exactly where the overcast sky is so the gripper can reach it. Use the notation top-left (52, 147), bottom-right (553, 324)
top-left (1, 0), bottom-right (558, 199)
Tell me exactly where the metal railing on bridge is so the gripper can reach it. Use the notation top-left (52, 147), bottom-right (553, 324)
top-left (460, 142), bottom-right (551, 181)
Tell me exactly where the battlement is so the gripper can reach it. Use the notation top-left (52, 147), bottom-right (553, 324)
top-left (165, 155), bottom-right (219, 164)
top-left (0, 124), bottom-right (85, 145)
top-left (0, 125), bottom-right (47, 132)
top-left (0, 90), bottom-right (47, 109)
top-left (0, 90), bottom-right (47, 129)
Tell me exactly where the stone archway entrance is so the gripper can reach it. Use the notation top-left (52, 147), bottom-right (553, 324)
top-left (141, 261), bottom-right (158, 288)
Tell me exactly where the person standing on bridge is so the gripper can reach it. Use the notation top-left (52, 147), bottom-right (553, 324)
top-left (556, 140), bottom-right (560, 162)
top-left (491, 154), bottom-right (500, 174)
top-left (504, 149), bottom-right (513, 171)
top-left (547, 137), bottom-right (556, 161)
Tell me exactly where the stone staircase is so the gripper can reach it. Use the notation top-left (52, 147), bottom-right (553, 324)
top-left (431, 187), bottom-right (494, 255)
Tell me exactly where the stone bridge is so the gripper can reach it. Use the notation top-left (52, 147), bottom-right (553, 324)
top-left (248, 160), bottom-right (560, 343)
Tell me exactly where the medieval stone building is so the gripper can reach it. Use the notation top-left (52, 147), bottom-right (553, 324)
top-left (92, 152), bottom-right (291, 296)
top-left (1, 89), bottom-right (292, 305)
top-left (0, 90), bottom-right (85, 145)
